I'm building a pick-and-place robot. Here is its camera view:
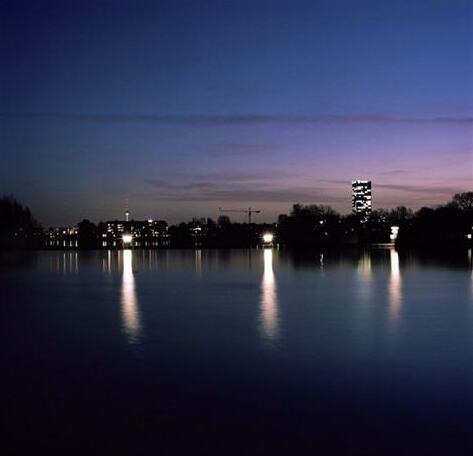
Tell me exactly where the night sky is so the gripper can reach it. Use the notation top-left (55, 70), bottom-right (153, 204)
top-left (1, 0), bottom-right (472, 226)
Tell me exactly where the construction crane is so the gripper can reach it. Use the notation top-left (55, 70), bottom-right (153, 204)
top-left (219, 207), bottom-right (262, 224)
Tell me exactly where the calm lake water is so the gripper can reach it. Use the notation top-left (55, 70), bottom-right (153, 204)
top-left (2, 248), bottom-right (473, 454)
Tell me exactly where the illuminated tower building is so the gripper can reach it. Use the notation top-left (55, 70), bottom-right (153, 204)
top-left (352, 180), bottom-right (372, 222)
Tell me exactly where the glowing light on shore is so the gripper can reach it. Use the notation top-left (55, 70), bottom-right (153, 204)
top-left (263, 233), bottom-right (274, 244)
top-left (122, 233), bottom-right (133, 244)
top-left (390, 226), bottom-right (400, 241)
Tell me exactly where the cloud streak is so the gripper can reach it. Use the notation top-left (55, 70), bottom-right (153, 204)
top-left (207, 142), bottom-right (279, 157)
top-left (374, 183), bottom-right (464, 195)
top-left (145, 173), bottom-right (468, 201)
top-left (379, 169), bottom-right (408, 176)
top-left (146, 170), bottom-right (299, 184)
top-left (140, 187), bottom-right (343, 203)
top-left (2, 112), bottom-right (472, 127)
top-left (142, 177), bottom-right (336, 203)
top-left (321, 179), bottom-right (468, 196)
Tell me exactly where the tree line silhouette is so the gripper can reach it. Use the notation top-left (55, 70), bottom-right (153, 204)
top-left (1, 192), bottom-right (472, 250)
top-left (0, 196), bottom-right (43, 249)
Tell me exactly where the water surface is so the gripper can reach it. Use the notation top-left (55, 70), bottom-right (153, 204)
top-left (2, 248), bottom-right (473, 454)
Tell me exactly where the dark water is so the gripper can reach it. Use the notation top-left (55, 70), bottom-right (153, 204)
top-left (2, 248), bottom-right (473, 455)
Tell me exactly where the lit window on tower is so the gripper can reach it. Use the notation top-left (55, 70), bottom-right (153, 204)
top-left (352, 180), bottom-right (372, 222)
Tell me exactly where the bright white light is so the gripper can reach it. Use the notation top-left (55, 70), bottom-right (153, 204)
top-left (390, 226), bottom-right (400, 241)
top-left (122, 234), bottom-right (133, 244)
top-left (148, 219), bottom-right (153, 223)
top-left (263, 233), bottom-right (274, 243)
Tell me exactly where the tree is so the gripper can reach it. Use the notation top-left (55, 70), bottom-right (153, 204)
top-left (0, 195), bottom-right (43, 248)
top-left (388, 206), bottom-right (414, 223)
top-left (290, 204), bottom-right (338, 218)
top-left (217, 215), bottom-right (231, 226)
top-left (78, 219), bottom-right (97, 248)
top-left (452, 192), bottom-right (473, 211)
top-left (277, 204), bottom-right (341, 247)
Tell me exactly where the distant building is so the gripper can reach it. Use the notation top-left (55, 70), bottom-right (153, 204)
top-left (98, 218), bottom-right (170, 248)
top-left (44, 208), bottom-right (171, 249)
top-left (45, 226), bottom-right (78, 248)
top-left (352, 180), bottom-right (372, 222)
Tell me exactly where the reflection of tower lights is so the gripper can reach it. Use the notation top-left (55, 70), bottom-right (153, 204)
top-left (388, 249), bottom-right (402, 326)
top-left (357, 251), bottom-right (372, 301)
top-left (358, 252), bottom-right (372, 276)
top-left (121, 249), bottom-right (141, 344)
top-left (260, 249), bottom-right (278, 341)
top-left (195, 249), bottom-right (202, 274)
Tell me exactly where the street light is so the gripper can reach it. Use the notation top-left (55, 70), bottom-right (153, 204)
top-left (122, 233), bottom-right (133, 245)
top-left (263, 233), bottom-right (274, 244)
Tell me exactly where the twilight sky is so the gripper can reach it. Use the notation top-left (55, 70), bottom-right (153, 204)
top-left (1, 0), bottom-right (472, 226)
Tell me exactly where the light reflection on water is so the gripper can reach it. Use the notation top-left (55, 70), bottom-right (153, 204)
top-left (195, 249), bottom-right (202, 275)
top-left (121, 249), bottom-right (141, 344)
top-left (260, 248), bottom-right (278, 342)
top-left (357, 251), bottom-right (372, 301)
top-left (388, 248), bottom-right (402, 327)
top-left (102, 249), bottom-right (112, 274)
top-left (469, 248), bottom-right (473, 298)
top-left (3, 247), bottom-right (473, 453)
top-left (49, 251), bottom-right (78, 274)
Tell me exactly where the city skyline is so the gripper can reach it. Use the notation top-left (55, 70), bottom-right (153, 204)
top-left (1, 0), bottom-right (472, 226)
top-left (29, 179), bottom-right (466, 228)
top-left (3, 178), bottom-right (467, 227)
